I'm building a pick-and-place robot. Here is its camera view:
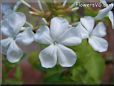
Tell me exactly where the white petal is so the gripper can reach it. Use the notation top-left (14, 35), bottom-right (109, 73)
top-left (1, 21), bottom-right (13, 37)
top-left (57, 44), bottom-right (77, 67)
top-left (50, 17), bottom-right (69, 40)
top-left (92, 22), bottom-right (106, 37)
top-left (0, 38), bottom-right (13, 55)
top-left (59, 27), bottom-right (82, 46)
top-left (5, 12), bottom-right (26, 33)
top-left (7, 40), bottom-right (23, 63)
top-left (1, 4), bottom-right (12, 15)
top-left (89, 36), bottom-right (108, 52)
top-left (76, 23), bottom-right (89, 39)
top-left (35, 25), bottom-right (53, 45)
top-left (80, 16), bottom-right (94, 33)
top-left (39, 44), bottom-right (57, 68)
top-left (100, 0), bottom-right (108, 7)
top-left (95, 4), bottom-right (113, 20)
top-left (15, 27), bottom-right (34, 45)
top-left (108, 11), bottom-right (114, 29)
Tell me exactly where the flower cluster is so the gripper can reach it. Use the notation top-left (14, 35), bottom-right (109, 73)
top-left (0, 0), bottom-right (114, 68)
top-left (1, 11), bottom-right (34, 63)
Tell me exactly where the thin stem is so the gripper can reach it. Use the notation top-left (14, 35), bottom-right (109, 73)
top-left (41, 18), bottom-right (48, 25)
top-left (13, 1), bottom-right (22, 11)
top-left (26, 21), bottom-right (33, 28)
top-left (40, 0), bottom-right (49, 10)
top-left (20, 27), bottom-right (27, 31)
top-left (37, 0), bottom-right (43, 11)
top-left (20, 0), bottom-right (31, 8)
top-left (20, 0), bottom-right (41, 14)
top-left (63, 0), bottom-right (68, 7)
top-left (71, 7), bottom-right (79, 11)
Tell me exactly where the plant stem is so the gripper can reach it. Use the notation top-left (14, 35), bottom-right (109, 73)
top-left (20, 0), bottom-right (40, 13)
top-left (37, 0), bottom-right (44, 11)
top-left (26, 21), bottom-right (33, 28)
top-left (63, 0), bottom-right (68, 7)
top-left (41, 18), bottom-right (48, 25)
top-left (13, 1), bottom-right (22, 11)
top-left (20, 0), bottom-right (31, 8)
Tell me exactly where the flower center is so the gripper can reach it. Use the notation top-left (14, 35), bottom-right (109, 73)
top-left (53, 41), bottom-right (58, 45)
top-left (89, 30), bottom-right (93, 37)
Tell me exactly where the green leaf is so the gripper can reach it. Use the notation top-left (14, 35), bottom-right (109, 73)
top-left (44, 67), bottom-right (73, 84)
top-left (43, 66), bottom-right (62, 81)
top-left (14, 67), bottom-right (22, 80)
top-left (84, 8), bottom-right (98, 17)
top-left (70, 40), bottom-right (105, 84)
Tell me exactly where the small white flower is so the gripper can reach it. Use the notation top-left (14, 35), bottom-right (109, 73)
top-left (95, 0), bottom-right (114, 29)
top-left (77, 16), bottom-right (108, 52)
top-left (35, 17), bottom-right (82, 68)
top-left (0, 12), bottom-right (34, 63)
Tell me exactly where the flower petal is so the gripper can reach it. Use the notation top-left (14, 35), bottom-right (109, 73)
top-left (89, 36), bottom-right (108, 52)
top-left (0, 38), bottom-right (13, 55)
top-left (95, 4), bottom-right (113, 20)
top-left (57, 44), bottom-right (77, 67)
top-left (59, 27), bottom-right (82, 46)
top-left (50, 17), bottom-right (69, 40)
top-left (39, 44), bottom-right (57, 68)
top-left (108, 11), bottom-right (114, 29)
top-left (1, 3), bottom-right (12, 15)
top-left (80, 16), bottom-right (94, 33)
top-left (92, 22), bottom-right (106, 37)
top-left (15, 27), bottom-right (34, 45)
top-left (7, 40), bottom-right (23, 63)
top-left (1, 21), bottom-right (13, 37)
top-left (35, 25), bottom-right (53, 45)
top-left (5, 12), bottom-right (26, 33)
top-left (76, 22), bottom-right (89, 39)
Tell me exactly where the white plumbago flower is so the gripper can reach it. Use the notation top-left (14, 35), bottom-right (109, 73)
top-left (95, 0), bottom-right (114, 29)
top-left (77, 16), bottom-right (108, 52)
top-left (35, 17), bottom-right (82, 68)
top-left (0, 12), bottom-right (34, 63)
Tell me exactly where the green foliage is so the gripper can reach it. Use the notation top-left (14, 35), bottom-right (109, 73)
top-left (2, 65), bottom-right (23, 85)
top-left (84, 8), bottom-right (98, 17)
top-left (28, 51), bottom-right (45, 71)
top-left (2, 57), bottom-right (17, 80)
top-left (4, 67), bottom-right (23, 85)
top-left (14, 67), bottom-right (22, 81)
top-left (28, 40), bottom-right (105, 84)
top-left (2, 56), bottom-right (24, 84)
top-left (43, 66), bottom-right (64, 83)
top-left (70, 40), bottom-right (105, 84)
